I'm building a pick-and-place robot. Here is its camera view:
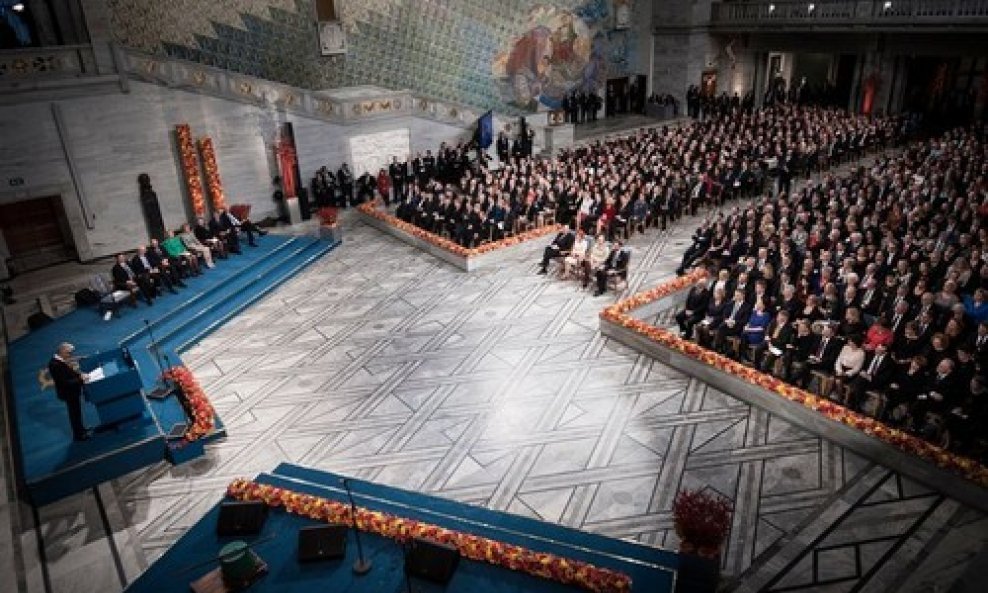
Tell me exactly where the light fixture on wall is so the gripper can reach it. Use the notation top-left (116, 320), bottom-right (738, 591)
top-left (807, 3), bottom-right (816, 13)
top-left (12, 3), bottom-right (25, 11)
top-left (883, 1), bottom-right (893, 10)
top-left (768, 4), bottom-right (776, 13)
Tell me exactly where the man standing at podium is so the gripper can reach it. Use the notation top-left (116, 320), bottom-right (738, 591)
top-left (48, 342), bottom-right (91, 441)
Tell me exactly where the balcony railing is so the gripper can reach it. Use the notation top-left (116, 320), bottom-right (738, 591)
top-left (0, 45), bottom-right (98, 80)
top-left (710, 0), bottom-right (988, 27)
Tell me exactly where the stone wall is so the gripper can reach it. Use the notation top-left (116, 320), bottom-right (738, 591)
top-left (0, 81), bottom-right (469, 260)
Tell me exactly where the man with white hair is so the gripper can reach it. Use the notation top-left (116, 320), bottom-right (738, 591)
top-left (47, 342), bottom-right (91, 441)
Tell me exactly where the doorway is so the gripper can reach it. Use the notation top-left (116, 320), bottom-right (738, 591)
top-left (0, 195), bottom-right (77, 274)
top-left (606, 77), bottom-right (629, 117)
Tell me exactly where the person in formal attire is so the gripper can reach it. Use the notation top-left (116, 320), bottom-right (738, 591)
top-left (677, 278), bottom-right (712, 340)
top-left (209, 211), bottom-right (242, 254)
top-left (111, 252), bottom-right (153, 305)
top-left (179, 223), bottom-right (215, 268)
top-left (801, 323), bottom-right (842, 388)
top-left (496, 132), bottom-right (510, 164)
top-left (194, 217), bottom-right (228, 259)
top-left (48, 342), bottom-right (92, 441)
top-left (131, 245), bottom-right (176, 295)
top-left (147, 239), bottom-right (187, 286)
top-left (538, 227), bottom-right (576, 274)
top-left (338, 163), bottom-right (354, 206)
top-left (594, 242), bottom-right (629, 296)
top-left (848, 343), bottom-right (894, 409)
top-left (164, 230), bottom-right (202, 276)
top-left (713, 288), bottom-right (753, 354)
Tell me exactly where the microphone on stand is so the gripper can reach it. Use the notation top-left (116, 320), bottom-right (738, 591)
top-left (341, 477), bottom-right (372, 575)
top-left (144, 319), bottom-right (174, 400)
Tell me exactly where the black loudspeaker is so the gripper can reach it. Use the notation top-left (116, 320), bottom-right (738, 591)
top-left (216, 501), bottom-right (268, 536)
top-left (297, 525), bottom-right (347, 562)
top-left (27, 311), bottom-right (53, 330)
top-left (404, 538), bottom-right (460, 584)
top-left (75, 288), bottom-right (99, 306)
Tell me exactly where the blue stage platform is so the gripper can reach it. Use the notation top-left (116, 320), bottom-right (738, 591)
top-left (8, 234), bottom-right (339, 506)
top-left (125, 463), bottom-right (679, 593)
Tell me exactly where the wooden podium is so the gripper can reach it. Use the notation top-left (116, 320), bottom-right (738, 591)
top-left (80, 349), bottom-right (145, 428)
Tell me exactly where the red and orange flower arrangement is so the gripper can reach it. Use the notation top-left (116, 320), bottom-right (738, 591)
top-left (198, 137), bottom-right (227, 211)
top-left (163, 365), bottom-right (216, 442)
top-left (600, 271), bottom-right (988, 487)
top-left (176, 124), bottom-right (206, 217)
top-left (226, 479), bottom-right (632, 592)
top-left (357, 203), bottom-right (562, 258)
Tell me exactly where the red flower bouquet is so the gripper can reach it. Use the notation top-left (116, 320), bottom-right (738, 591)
top-left (163, 365), bottom-right (216, 442)
top-left (176, 124), bottom-right (206, 217)
top-left (198, 137), bottom-right (227, 211)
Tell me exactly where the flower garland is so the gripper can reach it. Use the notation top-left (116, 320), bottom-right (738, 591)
top-left (198, 137), bottom-right (227, 211)
top-left (357, 203), bottom-right (562, 258)
top-left (176, 124), bottom-right (206, 217)
top-left (226, 479), bottom-right (632, 593)
top-left (600, 271), bottom-right (988, 487)
top-left (163, 365), bottom-right (216, 442)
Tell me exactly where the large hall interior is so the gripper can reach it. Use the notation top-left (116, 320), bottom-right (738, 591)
top-left (2, 1), bottom-right (988, 592)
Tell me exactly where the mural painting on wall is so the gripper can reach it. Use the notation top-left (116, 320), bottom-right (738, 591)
top-left (493, 2), bottom-right (620, 111)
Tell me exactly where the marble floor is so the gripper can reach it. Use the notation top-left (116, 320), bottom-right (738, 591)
top-left (3, 162), bottom-right (988, 593)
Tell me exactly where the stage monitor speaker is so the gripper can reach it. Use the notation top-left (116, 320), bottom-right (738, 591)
top-left (216, 501), bottom-right (268, 536)
top-left (297, 525), bottom-right (347, 562)
top-left (404, 537), bottom-right (460, 584)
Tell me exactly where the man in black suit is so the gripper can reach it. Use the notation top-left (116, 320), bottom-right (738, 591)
top-left (112, 253), bottom-right (153, 305)
top-left (147, 239), bottom-right (187, 285)
top-left (193, 217), bottom-right (228, 259)
top-left (538, 227), bottom-right (576, 274)
top-left (594, 242), bottom-right (629, 296)
top-left (389, 156), bottom-right (407, 203)
top-left (849, 343), bottom-right (895, 410)
top-left (131, 245), bottom-right (176, 295)
top-left (48, 342), bottom-right (91, 441)
top-left (713, 288), bottom-right (752, 354)
top-left (209, 211), bottom-right (242, 254)
top-left (676, 278), bottom-right (711, 339)
top-left (800, 323), bottom-right (842, 388)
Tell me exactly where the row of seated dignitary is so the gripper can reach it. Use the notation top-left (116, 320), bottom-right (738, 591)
top-left (390, 103), bottom-right (901, 251)
top-left (538, 226), bottom-right (631, 296)
top-left (673, 122), bottom-right (988, 457)
top-left (109, 209), bottom-right (266, 306)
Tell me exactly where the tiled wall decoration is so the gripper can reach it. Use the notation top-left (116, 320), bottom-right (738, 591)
top-left (106, 0), bottom-right (637, 114)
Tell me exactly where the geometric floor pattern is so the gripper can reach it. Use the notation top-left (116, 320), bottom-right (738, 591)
top-left (5, 186), bottom-right (988, 593)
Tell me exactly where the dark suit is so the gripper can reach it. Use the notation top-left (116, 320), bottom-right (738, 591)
top-left (849, 352), bottom-right (895, 409)
top-left (713, 299), bottom-right (752, 353)
top-left (539, 231), bottom-right (576, 271)
top-left (112, 262), bottom-right (153, 304)
top-left (48, 357), bottom-right (87, 440)
top-left (209, 217), bottom-right (241, 254)
top-left (800, 334), bottom-right (843, 387)
top-left (131, 253), bottom-right (173, 294)
top-left (676, 286), bottom-right (711, 339)
top-left (595, 248), bottom-right (630, 295)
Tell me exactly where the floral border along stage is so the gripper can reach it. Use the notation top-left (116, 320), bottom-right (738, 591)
top-left (198, 137), bottom-right (227, 211)
top-left (226, 479), bottom-right (632, 593)
top-left (176, 124), bottom-right (206, 217)
top-left (357, 202), bottom-right (562, 258)
top-left (599, 270), bottom-right (988, 488)
top-left (163, 366), bottom-right (216, 442)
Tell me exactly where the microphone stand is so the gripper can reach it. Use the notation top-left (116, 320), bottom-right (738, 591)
top-left (145, 319), bottom-right (174, 399)
top-left (341, 478), bottom-right (372, 575)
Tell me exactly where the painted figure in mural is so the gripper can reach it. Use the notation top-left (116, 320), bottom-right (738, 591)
top-left (505, 25), bottom-right (553, 110)
top-left (496, 6), bottom-right (603, 111)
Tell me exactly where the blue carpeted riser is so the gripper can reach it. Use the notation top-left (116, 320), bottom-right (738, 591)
top-left (268, 463), bottom-right (679, 570)
top-left (125, 466), bottom-right (677, 593)
top-left (10, 235), bottom-right (340, 505)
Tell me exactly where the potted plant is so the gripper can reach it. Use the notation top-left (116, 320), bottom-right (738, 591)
top-left (673, 488), bottom-right (733, 593)
top-left (316, 207), bottom-right (341, 241)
